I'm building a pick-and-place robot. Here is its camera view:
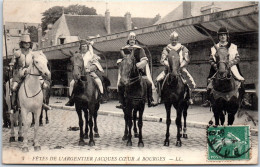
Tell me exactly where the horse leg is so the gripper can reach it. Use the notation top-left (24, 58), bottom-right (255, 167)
top-left (88, 105), bottom-right (95, 146)
top-left (33, 110), bottom-right (41, 151)
top-left (213, 106), bottom-right (220, 126)
top-left (83, 109), bottom-right (89, 139)
top-left (122, 109), bottom-right (128, 141)
top-left (175, 106), bottom-right (182, 147)
top-left (219, 111), bottom-right (225, 126)
top-left (9, 113), bottom-right (16, 142)
top-left (133, 109), bottom-right (138, 138)
top-left (39, 108), bottom-right (43, 126)
top-left (18, 112), bottom-right (23, 142)
top-left (31, 112), bottom-right (35, 127)
top-left (126, 107), bottom-right (133, 146)
top-left (76, 108), bottom-right (84, 146)
top-left (45, 109), bottom-right (49, 124)
top-left (93, 104), bottom-right (100, 138)
top-left (164, 102), bottom-right (171, 146)
top-left (21, 110), bottom-right (29, 152)
top-left (138, 105), bottom-right (144, 147)
top-left (182, 104), bottom-right (188, 139)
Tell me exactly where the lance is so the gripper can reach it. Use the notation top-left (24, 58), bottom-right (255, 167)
top-left (3, 25), bottom-right (13, 109)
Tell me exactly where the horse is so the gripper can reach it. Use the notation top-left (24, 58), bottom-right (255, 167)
top-left (70, 53), bottom-right (101, 146)
top-left (31, 79), bottom-right (51, 127)
top-left (119, 54), bottom-right (146, 147)
top-left (161, 49), bottom-right (189, 147)
top-left (5, 50), bottom-right (51, 152)
top-left (209, 46), bottom-right (241, 126)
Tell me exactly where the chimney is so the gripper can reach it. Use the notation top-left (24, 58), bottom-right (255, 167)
top-left (37, 24), bottom-right (42, 48)
top-left (124, 12), bottom-right (132, 31)
top-left (105, 9), bottom-right (111, 34)
top-left (183, 2), bottom-right (192, 18)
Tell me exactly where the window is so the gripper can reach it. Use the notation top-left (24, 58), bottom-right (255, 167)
top-left (60, 38), bottom-right (65, 44)
top-left (6, 29), bottom-right (9, 33)
top-left (18, 30), bottom-right (21, 34)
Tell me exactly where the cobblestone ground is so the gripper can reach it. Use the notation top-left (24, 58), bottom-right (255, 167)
top-left (2, 108), bottom-right (258, 164)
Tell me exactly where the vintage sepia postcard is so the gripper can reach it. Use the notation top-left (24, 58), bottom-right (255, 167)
top-left (2, 0), bottom-right (259, 165)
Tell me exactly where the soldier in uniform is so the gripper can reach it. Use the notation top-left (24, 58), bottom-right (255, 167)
top-left (65, 39), bottom-right (104, 106)
top-left (201, 27), bottom-right (251, 107)
top-left (9, 33), bottom-right (51, 113)
top-left (155, 31), bottom-right (196, 104)
top-left (116, 32), bottom-right (157, 108)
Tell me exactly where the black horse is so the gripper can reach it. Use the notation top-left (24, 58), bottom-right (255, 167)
top-left (71, 53), bottom-right (101, 146)
top-left (119, 54), bottom-right (146, 147)
top-left (209, 46), bottom-right (241, 126)
top-left (161, 49), bottom-right (189, 147)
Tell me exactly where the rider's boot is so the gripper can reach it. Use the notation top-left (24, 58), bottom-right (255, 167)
top-left (201, 88), bottom-right (211, 107)
top-left (240, 81), bottom-right (252, 107)
top-left (188, 88), bottom-right (194, 105)
top-left (147, 80), bottom-right (157, 107)
top-left (42, 103), bottom-right (52, 110)
top-left (65, 88), bottom-right (75, 106)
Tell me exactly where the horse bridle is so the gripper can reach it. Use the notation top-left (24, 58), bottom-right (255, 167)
top-left (122, 55), bottom-right (141, 86)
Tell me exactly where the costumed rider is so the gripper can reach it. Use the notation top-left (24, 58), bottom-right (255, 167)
top-left (9, 32), bottom-right (51, 113)
top-left (155, 31), bottom-right (196, 104)
top-left (65, 39), bottom-right (104, 106)
top-left (201, 27), bottom-right (251, 107)
top-left (116, 32), bottom-right (157, 108)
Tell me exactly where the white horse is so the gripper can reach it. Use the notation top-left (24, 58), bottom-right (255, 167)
top-left (6, 51), bottom-right (50, 152)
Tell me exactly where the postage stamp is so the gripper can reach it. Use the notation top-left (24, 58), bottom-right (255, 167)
top-left (207, 126), bottom-right (251, 161)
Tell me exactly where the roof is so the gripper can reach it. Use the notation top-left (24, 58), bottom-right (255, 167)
top-left (64, 14), bottom-right (156, 38)
top-left (41, 4), bottom-right (258, 57)
top-left (5, 22), bottom-right (39, 30)
top-left (155, 1), bottom-right (255, 24)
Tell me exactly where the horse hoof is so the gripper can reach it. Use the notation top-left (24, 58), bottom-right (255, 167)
top-left (183, 134), bottom-right (188, 139)
top-left (79, 140), bottom-right (85, 146)
top-left (84, 134), bottom-right (89, 139)
top-left (46, 120), bottom-right (49, 124)
top-left (134, 133), bottom-right (139, 138)
top-left (138, 142), bottom-right (144, 147)
top-left (18, 137), bottom-right (24, 142)
top-left (122, 135), bottom-right (127, 141)
top-left (164, 141), bottom-right (169, 146)
top-left (94, 133), bottom-right (100, 138)
top-left (88, 141), bottom-right (95, 146)
top-left (22, 147), bottom-right (29, 152)
top-left (34, 146), bottom-right (41, 151)
top-left (176, 141), bottom-right (182, 147)
top-left (39, 123), bottom-right (43, 126)
top-left (9, 137), bottom-right (15, 142)
top-left (30, 123), bottom-right (35, 128)
top-left (126, 141), bottom-right (132, 146)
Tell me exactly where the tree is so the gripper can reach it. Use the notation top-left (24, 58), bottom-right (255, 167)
top-left (41, 5), bottom-right (97, 33)
top-left (27, 26), bottom-right (38, 42)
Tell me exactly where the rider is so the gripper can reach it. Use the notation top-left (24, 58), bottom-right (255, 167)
top-left (65, 39), bottom-right (104, 106)
top-left (116, 32), bottom-right (157, 108)
top-left (155, 31), bottom-right (196, 104)
top-left (9, 32), bottom-right (51, 113)
top-left (201, 27), bottom-right (251, 107)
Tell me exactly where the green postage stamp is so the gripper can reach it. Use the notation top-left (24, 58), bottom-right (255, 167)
top-left (207, 126), bottom-right (250, 161)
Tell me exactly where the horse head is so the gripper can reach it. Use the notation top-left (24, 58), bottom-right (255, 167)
top-left (214, 45), bottom-right (231, 79)
top-left (71, 53), bottom-right (84, 81)
top-left (119, 55), bottom-right (139, 86)
top-left (167, 49), bottom-right (181, 81)
top-left (30, 51), bottom-right (51, 80)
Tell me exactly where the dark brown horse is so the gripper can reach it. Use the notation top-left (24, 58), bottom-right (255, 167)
top-left (70, 53), bottom-right (100, 146)
top-left (161, 50), bottom-right (189, 147)
top-left (210, 46), bottom-right (241, 126)
top-left (119, 54), bottom-right (146, 147)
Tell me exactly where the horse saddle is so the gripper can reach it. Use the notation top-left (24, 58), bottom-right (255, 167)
top-left (211, 79), bottom-right (241, 101)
